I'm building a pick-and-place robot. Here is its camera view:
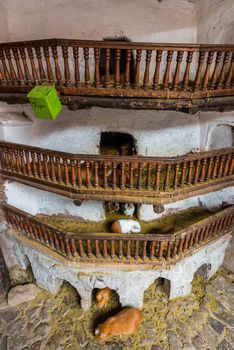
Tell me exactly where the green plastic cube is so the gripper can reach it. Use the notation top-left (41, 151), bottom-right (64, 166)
top-left (27, 85), bottom-right (62, 120)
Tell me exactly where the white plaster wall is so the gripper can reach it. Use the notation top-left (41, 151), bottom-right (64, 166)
top-left (139, 187), bottom-right (234, 221)
top-left (5, 181), bottom-right (105, 221)
top-left (0, 0), bottom-right (197, 44)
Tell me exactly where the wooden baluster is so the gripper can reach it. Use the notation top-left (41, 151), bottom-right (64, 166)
top-left (19, 150), bottom-right (27, 175)
top-left (56, 157), bottom-right (62, 183)
top-left (47, 230), bottom-right (55, 248)
top-left (103, 240), bottom-right (108, 258)
top-left (5, 49), bottom-right (18, 85)
top-left (94, 161), bottom-right (99, 188)
top-left (210, 51), bottom-right (222, 89)
top-left (85, 161), bottom-right (91, 188)
top-left (77, 161), bottom-right (82, 187)
top-left (163, 51), bottom-right (173, 89)
top-left (180, 162), bottom-right (186, 188)
top-left (51, 46), bottom-right (62, 85)
top-left (164, 164), bottom-right (171, 191)
top-left (49, 155), bottom-right (56, 182)
top-left (43, 46), bottom-right (54, 83)
top-left (225, 52), bottom-right (234, 88)
top-left (14, 149), bottom-right (20, 173)
top-left (63, 158), bottom-right (69, 185)
top-left (87, 240), bottom-right (92, 257)
top-left (178, 238), bottom-right (184, 254)
top-left (172, 240), bottom-right (178, 257)
top-left (114, 49), bottom-right (121, 88)
top-left (95, 240), bottom-right (101, 258)
top-left (126, 240), bottom-right (131, 260)
top-left (183, 235), bottom-right (190, 251)
top-left (12, 48), bottom-right (24, 85)
top-left (158, 241), bottom-right (163, 259)
top-left (94, 48), bottom-right (100, 87)
top-left (112, 161), bottom-right (117, 189)
top-left (205, 157), bottom-right (213, 181)
top-left (172, 51), bottom-right (184, 90)
top-left (8, 148), bottom-right (15, 172)
top-left (70, 239), bottom-right (77, 257)
top-left (53, 234), bottom-right (60, 251)
top-left (59, 236), bottom-right (66, 254)
top-left (104, 48), bottom-right (110, 87)
top-left (134, 49), bottom-right (142, 88)
top-left (228, 153), bottom-right (234, 175)
top-left (120, 161), bottom-right (126, 190)
top-left (212, 156), bottom-right (219, 178)
top-left (27, 48), bottom-right (39, 84)
top-left (37, 226), bottom-right (44, 243)
top-left (149, 241), bottom-right (155, 260)
top-left (153, 50), bottom-right (163, 90)
top-left (62, 46), bottom-right (71, 86)
top-left (194, 51), bottom-right (205, 91)
top-left (0, 147), bottom-right (6, 169)
top-left (73, 46), bottom-right (80, 87)
top-left (182, 51), bottom-right (193, 90)
top-left (25, 151), bottom-right (32, 176)
top-left (218, 155), bottom-right (225, 178)
top-left (143, 50), bottom-right (152, 88)
top-left (4, 147), bottom-right (10, 170)
top-left (103, 161), bottom-right (108, 189)
top-left (142, 241), bottom-right (147, 260)
top-left (202, 51), bottom-right (214, 90)
top-left (155, 163), bottom-right (161, 190)
top-left (146, 163), bottom-right (151, 190)
top-left (173, 163), bottom-right (179, 189)
top-left (0, 49), bottom-right (11, 85)
top-left (118, 240), bottom-right (123, 259)
top-left (42, 227), bottom-right (49, 244)
top-left (19, 48), bottom-right (31, 85)
top-left (129, 161), bottom-right (134, 189)
top-left (217, 52), bottom-right (230, 89)
top-left (166, 241), bottom-right (172, 259)
top-left (78, 240), bottom-right (85, 258)
top-left (43, 154), bottom-right (50, 181)
top-left (134, 241), bottom-right (139, 260)
top-left (111, 240), bottom-right (115, 258)
top-left (82, 47), bottom-right (90, 86)
top-left (35, 47), bottom-right (46, 82)
top-left (188, 232), bottom-right (195, 248)
top-left (0, 66), bottom-right (4, 85)
top-left (31, 152), bottom-right (38, 177)
top-left (223, 154), bottom-right (231, 177)
top-left (124, 49), bottom-right (132, 88)
top-left (137, 162), bottom-right (143, 190)
top-left (199, 158), bottom-right (207, 182)
top-left (186, 161), bottom-right (193, 186)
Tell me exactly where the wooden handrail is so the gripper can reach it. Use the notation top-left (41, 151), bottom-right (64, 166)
top-left (2, 203), bottom-right (233, 264)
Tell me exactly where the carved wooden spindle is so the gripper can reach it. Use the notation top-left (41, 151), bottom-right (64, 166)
top-left (180, 162), bottom-right (186, 187)
top-left (124, 49), bottom-right (132, 88)
top-left (118, 240), bottom-right (123, 259)
top-left (94, 48), bottom-right (100, 87)
top-left (149, 241), bottom-right (155, 259)
top-left (217, 52), bottom-right (230, 89)
top-left (155, 163), bottom-right (161, 190)
top-left (205, 157), bottom-right (213, 181)
top-left (25, 150), bottom-right (32, 176)
top-left (166, 241), bottom-right (172, 259)
top-left (103, 161), bottom-right (108, 189)
top-left (129, 162), bottom-right (134, 189)
top-left (0, 66), bottom-right (4, 85)
top-left (158, 241), bottom-right (164, 259)
top-left (85, 161), bottom-right (91, 188)
top-left (225, 52), bottom-right (234, 88)
top-left (95, 240), bottom-right (101, 258)
top-left (202, 51), bottom-right (214, 90)
top-left (111, 240), bottom-right (115, 258)
top-left (218, 155), bottom-right (225, 178)
top-left (35, 47), bottom-right (46, 82)
top-left (51, 46), bottom-right (62, 85)
top-left (104, 48), bottom-right (110, 87)
top-left (183, 235), bottom-right (190, 251)
top-left (212, 156), bottom-right (219, 178)
top-left (49, 155), bottom-right (56, 182)
top-left (59, 236), bottom-right (66, 254)
top-left (153, 50), bottom-right (163, 90)
top-left (103, 240), bottom-right (108, 258)
top-left (143, 50), bottom-right (152, 88)
top-left (27, 48), bottom-right (39, 84)
top-left (172, 240), bottom-right (178, 257)
top-left (223, 154), bottom-right (231, 177)
top-left (19, 48), bottom-right (31, 85)
top-left (56, 157), bottom-right (62, 183)
top-left (163, 51), bottom-right (173, 89)
top-left (164, 164), bottom-right (171, 191)
top-left (120, 162), bottom-right (126, 190)
top-left (210, 51), bottom-right (222, 89)
top-left (126, 240), bottom-right (131, 260)
top-left (114, 49), bottom-right (121, 88)
top-left (43, 154), bottom-right (50, 181)
top-left (173, 163), bottom-right (179, 189)
top-left (178, 237), bottom-right (184, 254)
top-left (5, 49), bottom-right (18, 85)
top-left (194, 51), bottom-right (206, 91)
top-left (188, 232), bottom-right (196, 248)
top-left (182, 51), bottom-right (193, 90)
top-left (142, 240), bottom-right (147, 260)
top-left (73, 47), bottom-right (80, 87)
top-left (134, 49), bottom-right (142, 88)
top-left (43, 46), bottom-right (54, 83)
top-left (134, 241), bottom-right (139, 260)
top-left (172, 51), bottom-right (184, 90)
top-left (199, 158), bottom-right (207, 182)
top-left (94, 161), bottom-right (99, 188)
top-left (13, 149), bottom-right (20, 173)
top-left (137, 162), bottom-right (143, 190)
top-left (228, 153), bottom-right (234, 175)
top-left (77, 161), bottom-right (82, 187)
top-left (53, 234), bottom-right (60, 251)
top-left (78, 240), bottom-right (85, 258)
top-left (0, 49), bottom-right (10, 85)
top-left (63, 158), bottom-right (69, 185)
top-left (62, 46), bottom-right (71, 86)
top-left (19, 150), bottom-right (26, 175)
top-left (186, 161), bottom-right (193, 186)
top-left (31, 152), bottom-right (38, 178)
top-left (87, 240), bottom-right (92, 257)
top-left (70, 239), bottom-right (77, 258)
top-left (146, 163), bottom-right (151, 190)
top-left (112, 161), bottom-right (117, 189)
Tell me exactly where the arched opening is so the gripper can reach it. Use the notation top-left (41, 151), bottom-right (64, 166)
top-left (194, 263), bottom-right (211, 280)
top-left (144, 277), bottom-right (171, 301)
top-left (191, 263), bottom-right (212, 302)
top-left (100, 131), bottom-right (137, 156)
top-left (57, 281), bottom-right (81, 307)
top-left (208, 124), bottom-right (234, 150)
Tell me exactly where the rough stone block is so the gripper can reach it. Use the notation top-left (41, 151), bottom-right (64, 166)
top-left (8, 283), bottom-right (38, 306)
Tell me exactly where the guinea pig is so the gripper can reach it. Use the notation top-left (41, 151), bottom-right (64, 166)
top-left (96, 287), bottom-right (112, 308)
top-left (111, 219), bottom-right (141, 234)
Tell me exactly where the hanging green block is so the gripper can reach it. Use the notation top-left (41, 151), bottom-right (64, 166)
top-left (27, 85), bottom-right (62, 120)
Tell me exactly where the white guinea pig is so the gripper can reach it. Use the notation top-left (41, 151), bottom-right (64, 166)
top-left (111, 219), bottom-right (141, 234)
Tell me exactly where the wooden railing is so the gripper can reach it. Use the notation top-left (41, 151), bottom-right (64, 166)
top-left (2, 204), bottom-right (234, 265)
top-left (0, 39), bottom-right (233, 99)
top-left (0, 141), bottom-right (233, 204)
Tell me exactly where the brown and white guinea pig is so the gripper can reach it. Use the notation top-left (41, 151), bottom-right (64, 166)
top-left (111, 219), bottom-right (141, 234)
top-left (96, 287), bottom-right (112, 308)
top-left (95, 307), bottom-right (142, 340)
top-left (121, 202), bottom-right (135, 217)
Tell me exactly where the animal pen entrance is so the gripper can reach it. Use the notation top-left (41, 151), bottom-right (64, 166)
top-left (100, 132), bottom-right (137, 156)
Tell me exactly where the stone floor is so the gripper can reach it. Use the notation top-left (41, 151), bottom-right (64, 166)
top-left (0, 267), bottom-right (233, 350)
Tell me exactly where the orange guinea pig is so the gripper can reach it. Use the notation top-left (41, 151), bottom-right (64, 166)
top-left (95, 307), bottom-right (142, 340)
top-left (96, 287), bottom-right (113, 308)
